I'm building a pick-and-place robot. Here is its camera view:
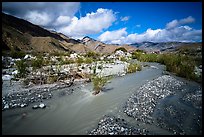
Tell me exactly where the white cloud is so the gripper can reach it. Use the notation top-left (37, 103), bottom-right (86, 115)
top-left (166, 16), bottom-right (195, 29)
top-left (25, 11), bottom-right (52, 26)
top-left (2, 2), bottom-right (80, 27)
top-left (54, 16), bottom-right (71, 26)
top-left (58, 8), bottom-right (116, 37)
top-left (180, 16), bottom-right (195, 24)
top-left (166, 20), bottom-right (178, 29)
top-left (120, 16), bottom-right (130, 21)
top-left (97, 16), bottom-right (201, 44)
top-left (98, 28), bottom-right (127, 44)
top-left (98, 19), bottom-right (201, 45)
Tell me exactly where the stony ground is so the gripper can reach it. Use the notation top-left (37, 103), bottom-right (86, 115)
top-left (2, 82), bottom-right (78, 111)
top-left (88, 115), bottom-right (150, 135)
top-left (89, 75), bottom-right (202, 135)
top-left (123, 75), bottom-right (184, 124)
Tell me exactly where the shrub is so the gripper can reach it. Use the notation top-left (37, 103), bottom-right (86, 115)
top-left (15, 59), bottom-right (28, 78)
top-left (10, 50), bottom-right (26, 58)
top-left (91, 75), bottom-right (111, 95)
top-left (132, 52), bottom-right (142, 60)
top-left (127, 63), bottom-right (137, 73)
top-left (76, 57), bottom-right (84, 65)
top-left (85, 51), bottom-right (99, 58)
top-left (47, 75), bottom-right (58, 84)
top-left (114, 47), bottom-right (127, 53)
top-left (138, 53), bottom-right (199, 82)
top-left (84, 57), bottom-right (94, 64)
top-left (137, 64), bottom-right (142, 71)
top-left (31, 55), bottom-right (44, 70)
top-left (120, 57), bottom-right (128, 62)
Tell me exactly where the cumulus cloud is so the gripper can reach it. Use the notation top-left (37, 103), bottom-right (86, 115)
top-left (53, 16), bottom-right (71, 27)
top-left (98, 28), bottom-right (127, 43)
top-left (2, 3), bottom-right (116, 38)
top-left (58, 8), bottom-right (116, 38)
top-left (24, 11), bottom-right (52, 26)
top-left (166, 16), bottom-right (195, 29)
top-left (120, 16), bottom-right (130, 21)
top-left (98, 17), bottom-right (201, 44)
top-left (2, 2), bottom-right (80, 27)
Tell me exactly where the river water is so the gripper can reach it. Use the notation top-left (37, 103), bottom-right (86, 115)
top-left (2, 63), bottom-right (201, 135)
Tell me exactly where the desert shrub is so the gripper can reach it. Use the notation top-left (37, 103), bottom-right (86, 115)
top-left (136, 63), bottom-right (142, 71)
top-left (10, 50), bottom-right (26, 58)
top-left (114, 47), bottom-right (127, 53)
top-left (135, 49), bottom-right (145, 53)
top-left (47, 75), bottom-right (58, 84)
top-left (91, 75), bottom-right (111, 95)
top-left (31, 55), bottom-right (44, 70)
top-left (85, 51), bottom-right (99, 58)
top-left (139, 53), bottom-right (158, 62)
top-left (176, 62), bottom-right (195, 80)
top-left (132, 52), bottom-right (143, 60)
top-left (127, 63), bottom-right (137, 73)
top-left (44, 57), bottom-right (51, 65)
top-left (120, 57), bottom-right (128, 62)
top-left (76, 57), bottom-right (84, 65)
top-left (84, 57), bottom-right (94, 64)
top-left (60, 59), bottom-right (75, 65)
top-left (15, 59), bottom-right (28, 78)
top-left (140, 53), bottom-right (199, 82)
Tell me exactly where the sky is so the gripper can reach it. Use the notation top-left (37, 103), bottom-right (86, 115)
top-left (2, 2), bottom-right (202, 44)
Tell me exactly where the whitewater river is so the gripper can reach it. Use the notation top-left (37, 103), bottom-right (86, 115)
top-left (2, 63), bottom-right (202, 135)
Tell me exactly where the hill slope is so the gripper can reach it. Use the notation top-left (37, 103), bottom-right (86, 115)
top-left (2, 12), bottom-right (136, 54)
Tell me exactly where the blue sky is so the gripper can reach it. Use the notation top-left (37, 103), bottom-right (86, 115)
top-left (77, 2), bottom-right (202, 40)
top-left (2, 2), bottom-right (202, 44)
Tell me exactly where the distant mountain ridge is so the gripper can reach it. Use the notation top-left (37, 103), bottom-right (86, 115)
top-left (130, 41), bottom-right (201, 53)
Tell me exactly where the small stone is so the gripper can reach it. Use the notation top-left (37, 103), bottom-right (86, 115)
top-left (32, 105), bottom-right (38, 109)
top-left (39, 103), bottom-right (46, 108)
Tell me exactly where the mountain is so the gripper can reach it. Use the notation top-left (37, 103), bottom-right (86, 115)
top-left (2, 12), bottom-right (87, 54)
top-left (130, 42), bottom-right (201, 53)
top-left (2, 12), bottom-right (136, 54)
top-left (81, 36), bottom-right (136, 53)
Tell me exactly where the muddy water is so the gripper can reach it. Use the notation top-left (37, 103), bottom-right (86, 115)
top-left (2, 63), bottom-right (201, 135)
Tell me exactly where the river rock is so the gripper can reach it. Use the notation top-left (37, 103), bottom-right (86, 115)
top-left (39, 103), bottom-right (46, 108)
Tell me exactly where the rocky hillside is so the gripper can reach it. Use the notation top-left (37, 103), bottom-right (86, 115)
top-left (130, 41), bottom-right (201, 53)
top-left (2, 12), bottom-right (136, 54)
top-left (2, 12), bottom-right (80, 53)
top-left (81, 36), bottom-right (136, 53)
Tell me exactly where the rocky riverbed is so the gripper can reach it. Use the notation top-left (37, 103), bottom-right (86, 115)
top-left (2, 82), bottom-right (79, 111)
top-left (88, 115), bottom-right (150, 135)
top-left (122, 75), bottom-right (202, 135)
top-left (123, 75), bottom-right (184, 124)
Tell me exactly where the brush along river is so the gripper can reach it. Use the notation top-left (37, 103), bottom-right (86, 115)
top-left (2, 62), bottom-right (202, 135)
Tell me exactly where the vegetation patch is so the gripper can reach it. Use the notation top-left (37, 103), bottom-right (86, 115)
top-left (114, 47), bottom-right (127, 53)
top-left (127, 63), bottom-right (142, 73)
top-left (15, 59), bottom-right (28, 78)
top-left (91, 75), bottom-right (112, 95)
top-left (131, 51), bottom-right (201, 83)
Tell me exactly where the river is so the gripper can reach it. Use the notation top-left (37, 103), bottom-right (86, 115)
top-left (2, 62), bottom-right (201, 135)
